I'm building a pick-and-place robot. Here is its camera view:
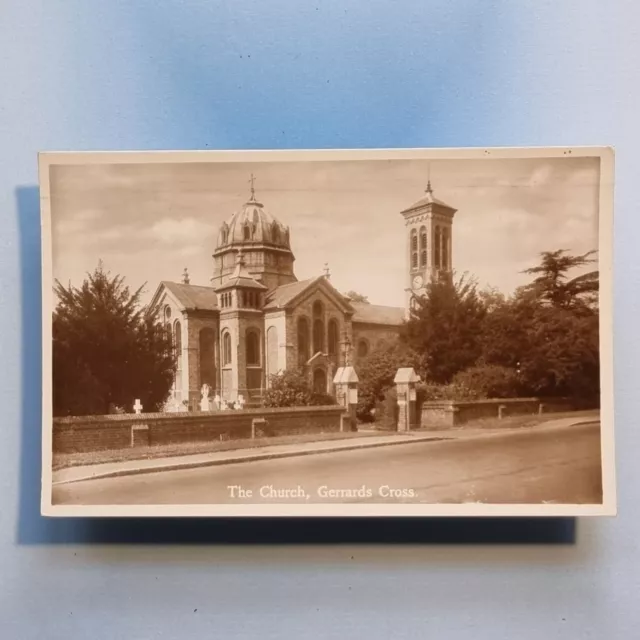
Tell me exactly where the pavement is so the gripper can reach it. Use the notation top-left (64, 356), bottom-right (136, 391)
top-left (52, 414), bottom-right (597, 486)
top-left (52, 418), bottom-right (602, 505)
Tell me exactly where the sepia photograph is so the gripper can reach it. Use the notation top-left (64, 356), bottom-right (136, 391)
top-left (39, 147), bottom-right (615, 517)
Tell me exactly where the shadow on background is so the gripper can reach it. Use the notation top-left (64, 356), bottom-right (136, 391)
top-left (16, 184), bottom-right (576, 545)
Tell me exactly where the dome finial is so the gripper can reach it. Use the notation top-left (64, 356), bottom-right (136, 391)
top-left (323, 262), bottom-right (331, 279)
top-left (248, 173), bottom-right (256, 202)
top-left (182, 267), bottom-right (190, 284)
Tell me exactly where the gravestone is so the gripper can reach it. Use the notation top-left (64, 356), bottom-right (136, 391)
top-left (200, 384), bottom-right (211, 412)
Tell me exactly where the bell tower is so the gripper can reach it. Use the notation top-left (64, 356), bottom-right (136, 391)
top-left (400, 179), bottom-right (457, 315)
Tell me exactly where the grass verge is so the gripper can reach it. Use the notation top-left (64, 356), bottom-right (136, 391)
top-left (53, 430), bottom-right (379, 471)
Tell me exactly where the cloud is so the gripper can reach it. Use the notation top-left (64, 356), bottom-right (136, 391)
top-left (147, 217), bottom-right (216, 244)
top-left (526, 164), bottom-right (553, 188)
top-left (54, 208), bottom-right (102, 235)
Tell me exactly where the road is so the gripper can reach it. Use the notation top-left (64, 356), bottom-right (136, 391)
top-left (53, 421), bottom-right (603, 506)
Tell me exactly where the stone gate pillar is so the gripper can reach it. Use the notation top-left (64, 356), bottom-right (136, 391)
top-left (394, 367), bottom-right (420, 432)
top-left (333, 366), bottom-right (359, 432)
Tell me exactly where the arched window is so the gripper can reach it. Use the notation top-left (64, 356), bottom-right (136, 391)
top-left (328, 319), bottom-right (339, 357)
top-left (313, 319), bottom-right (324, 354)
top-left (434, 226), bottom-right (442, 269)
top-left (172, 320), bottom-right (183, 398)
top-left (411, 229), bottom-right (418, 269)
top-left (174, 320), bottom-right (182, 357)
top-left (442, 227), bottom-right (449, 270)
top-left (164, 320), bottom-right (173, 353)
top-left (266, 326), bottom-right (279, 380)
top-left (312, 300), bottom-right (324, 354)
top-left (246, 330), bottom-right (260, 366)
top-left (297, 317), bottom-right (310, 365)
top-left (243, 223), bottom-right (251, 240)
top-left (222, 331), bottom-right (232, 366)
top-left (164, 305), bottom-right (172, 322)
top-left (357, 339), bottom-right (369, 359)
top-left (420, 226), bottom-right (427, 267)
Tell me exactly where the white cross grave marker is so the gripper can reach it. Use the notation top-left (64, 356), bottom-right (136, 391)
top-left (133, 399), bottom-right (143, 415)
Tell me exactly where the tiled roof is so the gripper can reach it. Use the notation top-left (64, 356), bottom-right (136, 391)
top-left (263, 277), bottom-right (322, 309)
top-left (401, 194), bottom-right (454, 213)
top-left (351, 301), bottom-right (405, 326)
top-left (215, 276), bottom-right (267, 292)
top-left (161, 281), bottom-right (218, 311)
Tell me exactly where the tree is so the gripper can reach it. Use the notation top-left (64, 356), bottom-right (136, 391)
top-left (354, 341), bottom-right (418, 421)
top-left (478, 251), bottom-right (600, 401)
top-left (522, 249), bottom-right (598, 310)
top-left (403, 274), bottom-right (487, 384)
top-left (343, 290), bottom-right (370, 304)
top-left (517, 304), bottom-right (599, 399)
top-left (53, 264), bottom-right (176, 416)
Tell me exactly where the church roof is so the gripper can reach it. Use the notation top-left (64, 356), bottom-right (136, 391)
top-left (160, 281), bottom-right (218, 311)
top-left (350, 301), bottom-right (405, 326)
top-left (215, 179), bottom-right (291, 251)
top-left (400, 182), bottom-right (456, 215)
top-left (264, 275), bottom-right (354, 313)
top-left (264, 277), bottom-right (322, 309)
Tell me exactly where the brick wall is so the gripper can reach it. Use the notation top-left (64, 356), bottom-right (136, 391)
top-left (53, 405), bottom-right (345, 454)
top-left (420, 397), bottom-right (585, 429)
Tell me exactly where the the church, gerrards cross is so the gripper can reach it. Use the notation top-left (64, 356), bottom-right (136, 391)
top-left (150, 177), bottom-right (455, 410)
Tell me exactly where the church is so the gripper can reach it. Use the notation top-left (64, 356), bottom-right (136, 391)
top-left (150, 177), bottom-right (456, 410)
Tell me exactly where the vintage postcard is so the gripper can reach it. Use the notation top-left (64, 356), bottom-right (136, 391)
top-left (39, 147), bottom-right (616, 517)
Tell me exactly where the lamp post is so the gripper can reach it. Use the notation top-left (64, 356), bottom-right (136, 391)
top-left (334, 332), bottom-right (359, 432)
top-left (341, 331), bottom-right (352, 367)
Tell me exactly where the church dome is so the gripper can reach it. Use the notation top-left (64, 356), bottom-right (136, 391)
top-left (216, 186), bottom-right (291, 250)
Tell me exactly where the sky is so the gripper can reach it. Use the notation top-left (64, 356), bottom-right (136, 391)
top-left (49, 155), bottom-right (600, 308)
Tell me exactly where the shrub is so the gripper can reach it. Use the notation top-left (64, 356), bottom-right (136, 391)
top-left (373, 387), bottom-right (399, 430)
top-left (309, 392), bottom-right (338, 406)
top-left (263, 369), bottom-right (336, 408)
top-left (451, 364), bottom-right (522, 399)
top-left (417, 382), bottom-right (482, 402)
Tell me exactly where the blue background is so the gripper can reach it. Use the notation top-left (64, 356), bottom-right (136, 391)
top-left (1, 1), bottom-right (638, 637)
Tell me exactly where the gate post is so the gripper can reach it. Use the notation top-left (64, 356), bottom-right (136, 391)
top-left (394, 368), bottom-right (420, 432)
top-left (333, 366), bottom-right (359, 432)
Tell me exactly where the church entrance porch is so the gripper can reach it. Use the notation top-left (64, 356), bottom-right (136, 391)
top-left (313, 367), bottom-right (328, 395)
top-left (307, 352), bottom-right (334, 396)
